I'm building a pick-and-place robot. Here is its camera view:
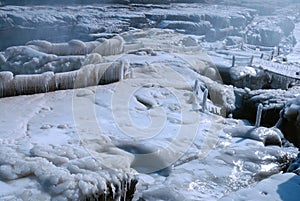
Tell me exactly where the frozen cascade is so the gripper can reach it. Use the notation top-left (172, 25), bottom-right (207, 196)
top-left (54, 71), bottom-right (78, 90)
top-left (0, 35), bottom-right (129, 97)
top-left (14, 72), bottom-right (54, 95)
top-left (0, 71), bottom-right (13, 97)
top-left (0, 59), bottom-right (130, 97)
top-left (98, 60), bottom-right (129, 85)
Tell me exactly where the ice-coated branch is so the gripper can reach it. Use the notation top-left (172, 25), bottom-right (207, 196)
top-left (202, 89), bottom-right (208, 112)
top-left (255, 103), bottom-right (263, 128)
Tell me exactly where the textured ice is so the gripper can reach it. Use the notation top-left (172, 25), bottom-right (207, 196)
top-left (220, 173), bottom-right (300, 201)
top-left (0, 36), bottom-right (128, 97)
top-left (0, 140), bottom-right (135, 200)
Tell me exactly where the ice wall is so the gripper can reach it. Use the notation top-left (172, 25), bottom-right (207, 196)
top-left (0, 36), bottom-right (127, 97)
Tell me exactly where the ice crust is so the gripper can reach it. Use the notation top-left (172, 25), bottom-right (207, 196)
top-left (0, 140), bottom-right (136, 200)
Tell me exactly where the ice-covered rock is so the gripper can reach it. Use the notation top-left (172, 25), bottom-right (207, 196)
top-left (233, 88), bottom-right (298, 126)
top-left (287, 153), bottom-right (300, 175)
top-left (245, 16), bottom-right (295, 47)
top-left (280, 95), bottom-right (300, 147)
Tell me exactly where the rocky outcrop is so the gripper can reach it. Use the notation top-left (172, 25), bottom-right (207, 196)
top-left (245, 16), bottom-right (295, 47)
top-left (2, 3), bottom-right (296, 51)
top-left (233, 88), bottom-right (298, 126)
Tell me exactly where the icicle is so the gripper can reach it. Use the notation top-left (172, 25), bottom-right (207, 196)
top-left (12, 72), bottom-right (54, 95)
top-left (274, 109), bottom-right (284, 128)
top-left (0, 82), bottom-right (2, 97)
top-left (119, 62), bottom-right (124, 81)
top-left (193, 79), bottom-right (200, 96)
top-left (202, 89), bottom-right (208, 112)
top-left (98, 61), bottom-right (125, 85)
top-left (109, 183), bottom-right (115, 200)
top-left (270, 50), bottom-right (274, 61)
top-left (255, 103), bottom-right (263, 128)
top-left (123, 180), bottom-right (127, 201)
top-left (260, 53), bottom-right (264, 59)
top-left (55, 71), bottom-right (77, 90)
top-left (0, 71), bottom-right (13, 97)
top-left (250, 56), bottom-right (254, 66)
top-left (231, 55), bottom-right (235, 67)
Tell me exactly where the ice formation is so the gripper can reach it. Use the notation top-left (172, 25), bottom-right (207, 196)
top-left (0, 35), bottom-right (129, 97)
top-left (28, 39), bottom-right (88, 56)
top-left (0, 140), bottom-right (137, 200)
top-left (280, 95), bottom-right (300, 147)
top-left (93, 35), bottom-right (124, 56)
top-left (287, 153), bottom-right (300, 175)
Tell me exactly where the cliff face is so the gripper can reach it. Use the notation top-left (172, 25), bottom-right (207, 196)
top-left (0, 2), bottom-right (297, 51)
